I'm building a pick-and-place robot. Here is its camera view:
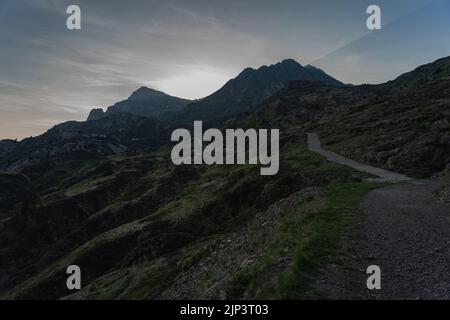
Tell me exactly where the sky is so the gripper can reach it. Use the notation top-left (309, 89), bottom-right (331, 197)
top-left (0, 0), bottom-right (449, 140)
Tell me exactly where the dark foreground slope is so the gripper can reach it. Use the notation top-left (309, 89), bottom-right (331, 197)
top-left (0, 129), bottom-right (372, 299)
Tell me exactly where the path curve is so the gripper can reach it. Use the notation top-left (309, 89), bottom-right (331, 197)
top-left (307, 133), bottom-right (450, 299)
top-left (307, 133), bottom-right (412, 182)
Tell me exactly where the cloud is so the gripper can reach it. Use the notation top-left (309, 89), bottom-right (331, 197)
top-left (0, 0), bottom-right (448, 139)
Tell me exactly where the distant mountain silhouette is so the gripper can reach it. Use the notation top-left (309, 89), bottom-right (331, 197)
top-left (176, 59), bottom-right (345, 123)
top-left (87, 87), bottom-right (191, 121)
top-left (1, 113), bottom-right (166, 172)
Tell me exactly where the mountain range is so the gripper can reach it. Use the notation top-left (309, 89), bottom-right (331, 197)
top-left (0, 56), bottom-right (449, 300)
top-left (0, 59), bottom-right (344, 172)
top-left (0, 113), bottom-right (166, 172)
top-left (176, 59), bottom-right (345, 123)
top-left (87, 59), bottom-right (345, 124)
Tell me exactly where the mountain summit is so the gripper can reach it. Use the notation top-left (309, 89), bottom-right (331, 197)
top-left (177, 59), bottom-right (345, 123)
top-left (87, 87), bottom-right (191, 121)
top-left (88, 60), bottom-right (344, 124)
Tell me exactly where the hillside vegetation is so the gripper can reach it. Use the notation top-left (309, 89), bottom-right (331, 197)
top-left (0, 57), bottom-right (449, 299)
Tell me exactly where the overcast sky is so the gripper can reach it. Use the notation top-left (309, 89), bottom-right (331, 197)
top-left (1, 0), bottom-right (449, 139)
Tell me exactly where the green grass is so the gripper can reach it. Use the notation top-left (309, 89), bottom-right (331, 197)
top-left (244, 181), bottom-right (384, 299)
top-left (65, 174), bottom-right (117, 197)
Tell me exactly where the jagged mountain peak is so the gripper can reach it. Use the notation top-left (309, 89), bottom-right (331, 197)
top-left (128, 86), bottom-right (168, 101)
top-left (279, 58), bottom-right (302, 66)
top-left (238, 59), bottom-right (303, 75)
top-left (87, 108), bottom-right (105, 121)
top-left (178, 58), bottom-right (345, 123)
top-left (256, 59), bottom-right (303, 72)
top-left (87, 87), bottom-right (191, 121)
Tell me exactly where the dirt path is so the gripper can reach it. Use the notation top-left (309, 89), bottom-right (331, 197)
top-left (317, 181), bottom-right (450, 299)
top-left (308, 133), bottom-right (450, 299)
top-left (307, 133), bottom-right (411, 182)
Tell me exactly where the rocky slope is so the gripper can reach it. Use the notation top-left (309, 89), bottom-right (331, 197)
top-left (0, 113), bottom-right (167, 172)
top-left (0, 140), bottom-right (18, 158)
top-left (315, 57), bottom-right (450, 177)
top-left (0, 128), bottom-right (365, 299)
top-left (232, 57), bottom-right (450, 177)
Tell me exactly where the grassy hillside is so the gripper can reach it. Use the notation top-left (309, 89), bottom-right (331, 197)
top-left (1, 57), bottom-right (449, 299)
top-left (0, 127), bottom-right (377, 299)
top-left (316, 78), bottom-right (450, 177)
top-left (234, 58), bottom-right (450, 177)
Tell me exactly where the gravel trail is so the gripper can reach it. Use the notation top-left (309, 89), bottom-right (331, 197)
top-left (307, 133), bottom-right (412, 182)
top-left (308, 133), bottom-right (450, 299)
